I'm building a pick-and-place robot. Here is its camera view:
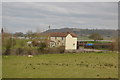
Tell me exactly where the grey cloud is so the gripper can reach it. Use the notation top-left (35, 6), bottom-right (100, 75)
top-left (2, 2), bottom-right (118, 33)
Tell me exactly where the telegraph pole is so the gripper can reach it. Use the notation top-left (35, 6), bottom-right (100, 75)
top-left (48, 25), bottom-right (50, 30)
top-left (48, 25), bottom-right (51, 47)
top-left (1, 27), bottom-right (4, 40)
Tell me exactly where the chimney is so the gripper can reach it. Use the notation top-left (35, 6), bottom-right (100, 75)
top-left (67, 32), bottom-right (70, 34)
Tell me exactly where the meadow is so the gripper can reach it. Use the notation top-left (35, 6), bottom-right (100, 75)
top-left (2, 52), bottom-right (118, 78)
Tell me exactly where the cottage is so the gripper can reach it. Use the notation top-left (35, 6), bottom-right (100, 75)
top-left (49, 32), bottom-right (77, 50)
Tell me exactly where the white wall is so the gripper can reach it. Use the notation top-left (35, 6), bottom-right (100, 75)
top-left (65, 34), bottom-right (77, 50)
top-left (50, 37), bottom-right (66, 47)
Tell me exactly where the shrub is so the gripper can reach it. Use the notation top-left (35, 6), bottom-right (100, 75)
top-left (16, 48), bottom-right (24, 55)
top-left (57, 46), bottom-right (65, 53)
top-left (32, 40), bottom-right (39, 47)
top-left (38, 42), bottom-right (47, 53)
top-left (89, 33), bottom-right (103, 41)
top-left (22, 47), bottom-right (38, 55)
top-left (43, 46), bottom-right (65, 54)
top-left (3, 38), bottom-right (16, 55)
top-left (111, 38), bottom-right (119, 51)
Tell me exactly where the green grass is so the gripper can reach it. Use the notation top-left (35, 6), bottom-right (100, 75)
top-left (2, 53), bottom-right (118, 78)
top-left (78, 36), bottom-right (90, 40)
top-left (0, 56), bottom-right (2, 79)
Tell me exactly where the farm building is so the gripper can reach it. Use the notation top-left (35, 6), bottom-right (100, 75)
top-left (77, 40), bottom-right (113, 50)
top-left (49, 32), bottom-right (77, 50)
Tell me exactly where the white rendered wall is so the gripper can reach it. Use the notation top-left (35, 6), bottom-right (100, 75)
top-left (50, 37), bottom-right (66, 47)
top-left (65, 34), bottom-right (77, 50)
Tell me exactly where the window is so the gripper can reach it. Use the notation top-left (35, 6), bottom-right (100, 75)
top-left (55, 37), bottom-right (57, 39)
top-left (62, 37), bottom-right (64, 40)
top-left (73, 43), bottom-right (75, 46)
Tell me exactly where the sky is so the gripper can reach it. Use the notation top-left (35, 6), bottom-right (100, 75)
top-left (2, 2), bottom-right (118, 33)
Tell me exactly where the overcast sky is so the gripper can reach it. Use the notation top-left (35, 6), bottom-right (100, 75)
top-left (2, 2), bottom-right (118, 33)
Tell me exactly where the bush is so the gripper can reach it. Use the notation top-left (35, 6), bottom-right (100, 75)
top-left (16, 48), bottom-right (24, 55)
top-left (2, 38), bottom-right (65, 55)
top-left (23, 47), bottom-right (39, 55)
top-left (111, 38), bottom-right (119, 51)
top-left (43, 46), bottom-right (65, 54)
top-left (89, 33), bottom-right (103, 41)
top-left (38, 42), bottom-right (47, 53)
top-left (32, 40), bottom-right (39, 47)
top-left (3, 38), bottom-right (16, 55)
top-left (57, 46), bottom-right (65, 53)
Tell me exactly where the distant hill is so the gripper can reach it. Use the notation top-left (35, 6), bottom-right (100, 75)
top-left (43, 28), bottom-right (118, 40)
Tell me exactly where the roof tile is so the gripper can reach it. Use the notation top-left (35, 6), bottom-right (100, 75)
top-left (49, 32), bottom-right (77, 37)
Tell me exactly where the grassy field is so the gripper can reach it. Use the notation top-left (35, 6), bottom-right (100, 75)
top-left (2, 52), bottom-right (118, 78)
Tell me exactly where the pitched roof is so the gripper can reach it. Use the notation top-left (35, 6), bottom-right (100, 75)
top-left (49, 32), bottom-right (77, 37)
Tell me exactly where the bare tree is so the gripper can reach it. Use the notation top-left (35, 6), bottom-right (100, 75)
top-left (89, 33), bottom-right (103, 41)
